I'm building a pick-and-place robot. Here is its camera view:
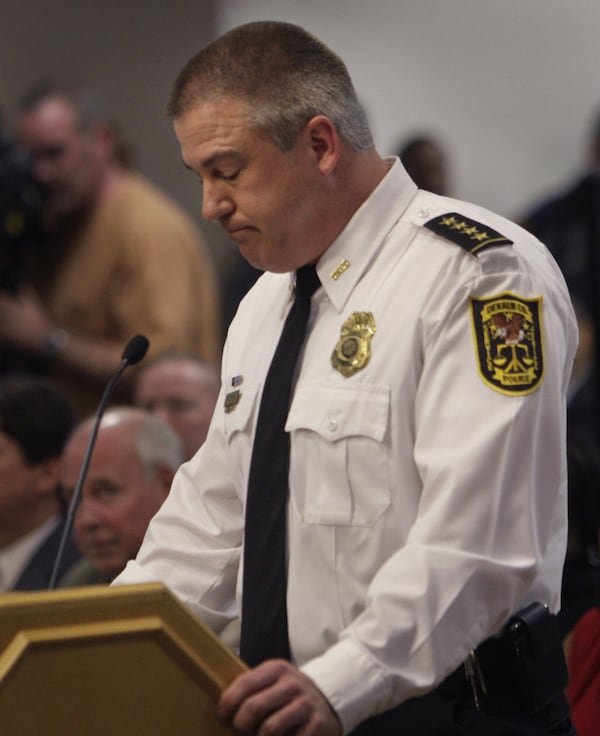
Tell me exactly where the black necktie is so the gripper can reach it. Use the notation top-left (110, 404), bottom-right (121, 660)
top-left (240, 264), bottom-right (320, 666)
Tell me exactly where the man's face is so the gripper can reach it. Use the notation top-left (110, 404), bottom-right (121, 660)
top-left (174, 98), bottom-right (328, 273)
top-left (17, 96), bottom-right (105, 220)
top-left (134, 360), bottom-right (217, 460)
top-left (61, 422), bottom-right (167, 577)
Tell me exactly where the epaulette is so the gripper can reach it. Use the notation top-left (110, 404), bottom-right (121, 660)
top-left (424, 212), bottom-right (513, 256)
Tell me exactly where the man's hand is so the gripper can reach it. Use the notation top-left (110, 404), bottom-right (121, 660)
top-left (0, 286), bottom-right (51, 351)
top-left (218, 659), bottom-right (342, 736)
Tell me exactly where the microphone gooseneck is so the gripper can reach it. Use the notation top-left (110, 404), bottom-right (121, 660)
top-left (48, 334), bottom-right (150, 589)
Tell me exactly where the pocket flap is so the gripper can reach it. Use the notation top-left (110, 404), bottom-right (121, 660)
top-left (286, 383), bottom-right (390, 442)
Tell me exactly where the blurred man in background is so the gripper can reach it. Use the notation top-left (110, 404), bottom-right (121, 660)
top-left (59, 407), bottom-right (183, 586)
top-left (0, 80), bottom-right (222, 415)
top-left (134, 352), bottom-right (219, 460)
top-left (397, 134), bottom-right (450, 196)
top-left (521, 109), bottom-right (600, 450)
top-left (0, 375), bottom-right (79, 590)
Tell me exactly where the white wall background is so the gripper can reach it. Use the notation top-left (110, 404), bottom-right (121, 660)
top-left (218, 0), bottom-right (600, 220)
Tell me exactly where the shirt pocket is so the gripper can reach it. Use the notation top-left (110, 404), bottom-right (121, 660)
top-left (286, 382), bottom-right (391, 527)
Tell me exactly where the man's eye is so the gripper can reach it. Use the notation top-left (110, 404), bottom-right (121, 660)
top-left (167, 399), bottom-right (195, 413)
top-left (93, 485), bottom-right (120, 502)
top-left (36, 146), bottom-right (66, 162)
top-left (221, 169), bottom-right (241, 181)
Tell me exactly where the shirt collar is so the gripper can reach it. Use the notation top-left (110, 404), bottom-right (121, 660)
top-left (315, 157), bottom-right (418, 311)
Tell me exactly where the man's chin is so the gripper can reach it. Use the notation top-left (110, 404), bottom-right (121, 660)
top-left (86, 550), bottom-right (124, 578)
top-left (42, 195), bottom-right (82, 224)
top-left (237, 242), bottom-right (265, 271)
top-left (237, 243), bottom-right (290, 274)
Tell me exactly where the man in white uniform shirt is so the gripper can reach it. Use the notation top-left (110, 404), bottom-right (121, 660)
top-left (114, 21), bottom-right (578, 736)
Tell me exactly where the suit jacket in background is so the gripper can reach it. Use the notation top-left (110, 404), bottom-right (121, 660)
top-left (13, 517), bottom-right (81, 591)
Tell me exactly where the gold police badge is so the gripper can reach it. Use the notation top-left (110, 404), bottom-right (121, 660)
top-left (470, 292), bottom-right (544, 395)
top-left (331, 312), bottom-right (376, 377)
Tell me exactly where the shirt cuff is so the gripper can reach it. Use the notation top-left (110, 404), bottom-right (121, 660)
top-left (300, 636), bottom-right (395, 734)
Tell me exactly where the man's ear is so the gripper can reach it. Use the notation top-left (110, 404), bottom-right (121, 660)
top-left (88, 121), bottom-right (117, 160)
top-left (32, 456), bottom-right (62, 497)
top-left (154, 464), bottom-right (175, 499)
top-left (305, 115), bottom-right (340, 175)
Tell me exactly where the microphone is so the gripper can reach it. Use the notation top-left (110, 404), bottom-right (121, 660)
top-left (48, 334), bottom-right (150, 589)
top-left (121, 333), bottom-right (150, 366)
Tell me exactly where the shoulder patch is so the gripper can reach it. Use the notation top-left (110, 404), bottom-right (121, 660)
top-left (470, 292), bottom-right (544, 396)
top-left (424, 212), bottom-right (513, 255)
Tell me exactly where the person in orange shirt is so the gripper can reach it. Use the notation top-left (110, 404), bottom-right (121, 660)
top-left (0, 80), bottom-right (221, 415)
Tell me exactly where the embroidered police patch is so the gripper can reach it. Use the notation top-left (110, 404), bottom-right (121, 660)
top-left (470, 292), bottom-right (544, 395)
top-left (425, 212), bottom-right (513, 255)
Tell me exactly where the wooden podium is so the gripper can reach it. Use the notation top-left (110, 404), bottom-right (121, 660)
top-left (0, 582), bottom-right (246, 735)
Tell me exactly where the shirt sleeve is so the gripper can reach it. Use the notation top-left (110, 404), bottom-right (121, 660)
top-left (113, 388), bottom-right (243, 633)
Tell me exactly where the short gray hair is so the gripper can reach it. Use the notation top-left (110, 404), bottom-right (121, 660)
top-left (168, 21), bottom-right (373, 153)
top-left (18, 79), bottom-right (112, 131)
top-left (134, 413), bottom-right (184, 482)
top-left (89, 407), bottom-right (184, 482)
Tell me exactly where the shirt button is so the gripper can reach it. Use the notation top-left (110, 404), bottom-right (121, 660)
top-left (418, 208), bottom-right (430, 218)
top-left (328, 420), bottom-right (338, 433)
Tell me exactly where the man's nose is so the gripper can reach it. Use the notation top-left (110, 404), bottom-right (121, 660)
top-left (152, 404), bottom-right (171, 424)
top-left (201, 181), bottom-right (234, 222)
top-left (33, 156), bottom-right (56, 184)
top-left (75, 497), bottom-right (101, 529)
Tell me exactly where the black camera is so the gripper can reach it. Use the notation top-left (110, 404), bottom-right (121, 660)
top-left (0, 136), bottom-right (43, 292)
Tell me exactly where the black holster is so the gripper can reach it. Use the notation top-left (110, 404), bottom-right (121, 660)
top-left (504, 601), bottom-right (569, 711)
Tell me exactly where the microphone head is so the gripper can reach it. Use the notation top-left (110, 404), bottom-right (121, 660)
top-left (122, 334), bottom-right (149, 365)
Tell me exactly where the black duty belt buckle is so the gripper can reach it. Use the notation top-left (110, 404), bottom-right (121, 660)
top-left (505, 602), bottom-right (568, 711)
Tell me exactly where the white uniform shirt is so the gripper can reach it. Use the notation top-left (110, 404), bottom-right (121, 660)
top-left (115, 160), bottom-right (578, 733)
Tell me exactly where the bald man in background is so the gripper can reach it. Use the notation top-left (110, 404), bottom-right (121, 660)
top-left (59, 407), bottom-right (183, 586)
top-left (134, 352), bottom-right (220, 460)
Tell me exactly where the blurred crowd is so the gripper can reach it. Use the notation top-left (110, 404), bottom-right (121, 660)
top-left (0, 80), bottom-right (227, 601)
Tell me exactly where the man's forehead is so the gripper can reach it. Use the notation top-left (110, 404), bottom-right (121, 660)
top-left (174, 98), bottom-right (258, 149)
top-left (143, 359), bottom-right (206, 381)
top-left (140, 377), bottom-right (202, 401)
top-left (20, 96), bottom-right (78, 130)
